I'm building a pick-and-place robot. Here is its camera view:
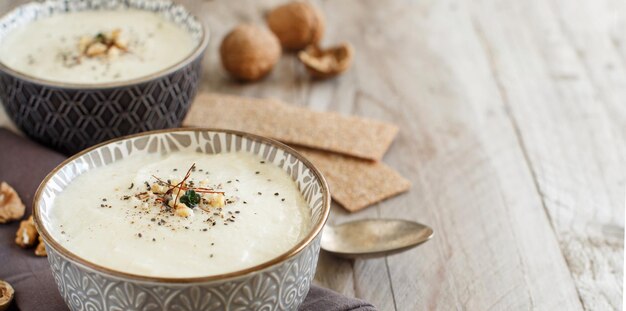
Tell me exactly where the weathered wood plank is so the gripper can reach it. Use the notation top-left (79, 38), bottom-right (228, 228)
top-left (469, 0), bottom-right (625, 309)
top-left (319, 0), bottom-right (582, 309)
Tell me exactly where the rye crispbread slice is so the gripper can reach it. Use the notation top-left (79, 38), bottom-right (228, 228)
top-left (295, 147), bottom-right (411, 212)
top-left (183, 93), bottom-right (398, 161)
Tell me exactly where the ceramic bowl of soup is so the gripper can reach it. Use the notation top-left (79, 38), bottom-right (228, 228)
top-left (0, 0), bottom-right (210, 154)
top-left (33, 128), bottom-right (331, 311)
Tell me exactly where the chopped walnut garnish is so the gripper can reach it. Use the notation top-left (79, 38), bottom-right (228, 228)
top-left (35, 235), bottom-right (47, 257)
top-left (175, 205), bottom-right (193, 217)
top-left (0, 182), bottom-right (25, 224)
top-left (108, 46), bottom-right (122, 59)
top-left (15, 216), bottom-right (38, 248)
top-left (85, 42), bottom-right (108, 57)
top-left (150, 183), bottom-right (168, 194)
top-left (79, 29), bottom-right (129, 58)
top-left (206, 193), bottom-right (225, 208)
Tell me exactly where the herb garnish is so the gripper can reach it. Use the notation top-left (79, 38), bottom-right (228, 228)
top-left (95, 32), bottom-right (107, 43)
top-left (180, 189), bottom-right (201, 208)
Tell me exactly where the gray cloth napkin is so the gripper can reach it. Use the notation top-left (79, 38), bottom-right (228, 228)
top-left (0, 128), bottom-right (376, 311)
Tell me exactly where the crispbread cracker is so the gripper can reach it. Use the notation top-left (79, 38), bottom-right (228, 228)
top-left (296, 147), bottom-right (411, 212)
top-left (183, 93), bottom-right (398, 161)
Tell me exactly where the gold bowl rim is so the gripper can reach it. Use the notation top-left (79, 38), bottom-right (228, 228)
top-left (32, 128), bottom-right (331, 283)
top-left (0, 1), bottom-right (210, 90)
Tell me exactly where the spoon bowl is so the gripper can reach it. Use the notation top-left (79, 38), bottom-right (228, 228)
top-left (321, 219), bottom-right (434, 258)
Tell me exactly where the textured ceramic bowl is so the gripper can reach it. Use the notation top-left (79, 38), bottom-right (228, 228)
top-left (0, 0), bottom-right (210, 155)
top-left (33, 128), bottom-right (331, 311)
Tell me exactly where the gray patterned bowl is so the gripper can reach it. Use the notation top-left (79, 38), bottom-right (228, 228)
top-left (33, 128), bottom-right (331, 311)
top-left (0, 0), bottom-right (210, 155)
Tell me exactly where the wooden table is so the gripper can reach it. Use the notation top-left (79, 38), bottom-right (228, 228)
top-left (1, 0), bottom-right (624, 310)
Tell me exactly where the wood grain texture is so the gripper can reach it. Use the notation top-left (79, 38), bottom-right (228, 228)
top-left (0, 0), bottom-right (623, 310)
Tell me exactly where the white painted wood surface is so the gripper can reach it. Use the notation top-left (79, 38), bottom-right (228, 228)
top-left (0, 0), bottom-right (623, 310)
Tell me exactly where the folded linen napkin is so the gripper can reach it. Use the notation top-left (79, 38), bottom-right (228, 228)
top-left (0, 128), bottom-right (376, 311)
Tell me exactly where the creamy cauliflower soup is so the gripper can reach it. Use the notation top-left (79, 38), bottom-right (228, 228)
top-left (46, 151), bottom-right (311, 278)
top-left (0, 10), bottom-right (196, 84)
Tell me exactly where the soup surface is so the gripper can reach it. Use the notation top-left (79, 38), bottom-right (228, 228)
top-left (0, 10), bottom-right (196, 84)
top-left (47, 151), bottom-right (311, 278)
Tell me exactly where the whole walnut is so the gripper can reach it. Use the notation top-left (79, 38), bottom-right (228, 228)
top-left (267, 1), bottom-right (325, 50)
top-left (220, 24), bottom-right (281, 82)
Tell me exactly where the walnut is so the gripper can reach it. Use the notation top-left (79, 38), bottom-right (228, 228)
top-left (0, 182), bottom-right (25, 224)
top-left (150, 183), bottom-right (168, 194)
top-left (0, 280), bottom-right (14, 311)
top-left (107, 46), bottom-right (122, 59)
top-left (15, 216), bottom-right (38, 248)
top-left (267, 1), bottom-right (325, 50)
top-left (175, 205), bottom-right (193, 217)
top-left (220, 24), bottom-right (282, 81)
top-left (80, 29), bottom-right (129, 58)
top-left (206, 193), bottom-right (225, 208)
top-left (85, 42), bottom-right (108, 57)
top-left (298, 43), bottom-right (353, 79)
top-left (35, 235), bottom-right (47, 257)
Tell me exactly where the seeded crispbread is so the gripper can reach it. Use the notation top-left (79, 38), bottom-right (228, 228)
top-left (183, 93), bottom-right (398, 161)
top-left (295, 147), bottom-right (411, 212)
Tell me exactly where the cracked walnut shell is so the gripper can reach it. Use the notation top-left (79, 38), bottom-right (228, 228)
top-left (298, 43), bottom-right (354, 79)
top-left (0, 182), bottom-right (25, 223)
top-left (267, 1), bottom-right (324, 50)
top-left (0, 280), bottom-right (14, 311)
top-left (15, 216), bottom-right (38, 248)
top-left (220, 24), bottom-right (282, 82)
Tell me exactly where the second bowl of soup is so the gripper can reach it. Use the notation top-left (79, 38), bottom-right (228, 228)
top-left (0, 0), bottom-right (209, 154)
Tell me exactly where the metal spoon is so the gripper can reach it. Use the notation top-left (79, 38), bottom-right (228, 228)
top-left (320, 219), bottom-right (434, 258)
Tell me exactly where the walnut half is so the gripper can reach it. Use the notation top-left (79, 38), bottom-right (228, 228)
top-left (15, 216), bottom-right (38, 248)
top-left (35, 235), bottom-right (47, 257)
top-left (298, 43), bottom-right (353, 79)
top-left (0, 182), bottom-right (25, 224)
top-left (0, 280), bottom-right (14, 311)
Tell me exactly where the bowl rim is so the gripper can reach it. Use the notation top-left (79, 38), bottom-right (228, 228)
top-left (0, 0), bottom-right (210, 90)
top-left (32, 128), bottom-right (331, 283)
